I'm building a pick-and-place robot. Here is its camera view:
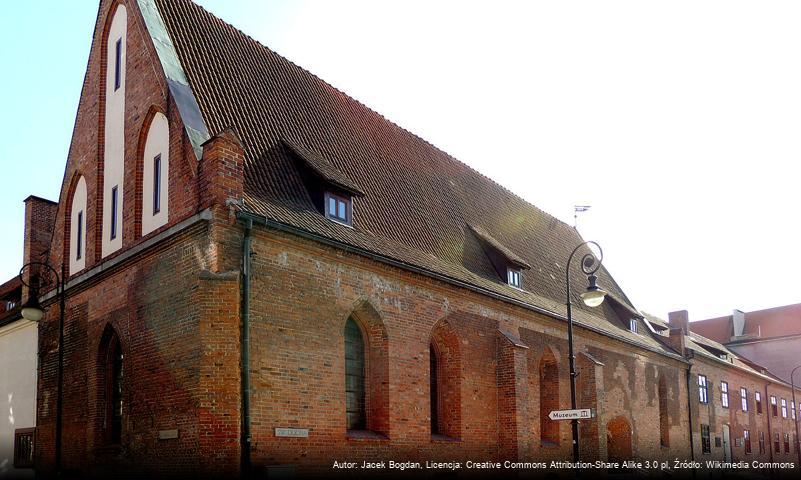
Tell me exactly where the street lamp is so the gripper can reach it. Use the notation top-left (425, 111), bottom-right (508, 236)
top-left (791, 365), bottom-right (801, 477)
top-left (19, 261), bottom-right (65, 474)
top-left (565, 241), bottom-right (607, 463)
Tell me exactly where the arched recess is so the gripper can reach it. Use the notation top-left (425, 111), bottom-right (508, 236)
top-left (139, 110), bottom-right (170, 236)
top-left (96, 324), bottom-right (124, 445)
top-left (343, 300), bottom-right (389, 436)
top-left (539, 347), bottom-right (560, 445)
top-left (658, 374), bottom-right (669, 447)
top-left (100, 3), bottom-right (127, 257)
top-left (67, 175), bottom-right (88, 275)
top-left (429, 319), bottom-right (462, 439)
top-left (606, 416), bottom-right (633, 463)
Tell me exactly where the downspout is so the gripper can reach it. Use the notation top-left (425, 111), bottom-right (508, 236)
top-left (685, 361), bottom-right (696, 478)
top-left (241, 218), bottom-right (253, 476)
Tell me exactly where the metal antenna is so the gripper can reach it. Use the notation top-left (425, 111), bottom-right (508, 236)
top-left (574, 205), bottom-right (591, 229)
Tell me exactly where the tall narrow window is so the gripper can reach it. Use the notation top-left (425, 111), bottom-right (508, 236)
top-left (629, 318), bottom-right (638, 333)
top-left (114, 38), bottom-right (122, 91)
top-left (698, 375), bottom-right (709, 404)
top-left (153, 154), bottom-right (161, 214)
top-left (774, 433), bottom-right (780, 453)
top-left (741, 388), bottom-right (748, 412)
top-left (771, 396), bottom-right (778, 417)
top-left (344, 317), bottom-right (366, 431)
top-left (721, 381), bottom-right (729, 408)
top-left (759, 431), bottom-right (765, 454)
top-left (701, 425), bottom-right (711, 454)
top-left (102, 329), bottom-right (123, 444)
top-left (110, 185), bottom-right (118, 240)
top-left (781, 398), bottom-right (788, 418)
top-left (784, 433), bottom-right (790, 453)
top-left (76, 211), bottom-right (83, 261)
top-left (792, 401), bottom-right (796, 420)
top-left (756, 392), bottom-right (763, 414)
top-left (744, 430), bottom-right (752, 454)
top-left (430, 344), bottom-right (439, 435)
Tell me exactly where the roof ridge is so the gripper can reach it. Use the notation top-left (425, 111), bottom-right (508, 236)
top-left (177, 0), bottom-right (573, 233)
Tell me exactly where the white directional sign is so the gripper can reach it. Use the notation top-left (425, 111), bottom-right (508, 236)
top-left (549, 408), bottom-right (593, 421)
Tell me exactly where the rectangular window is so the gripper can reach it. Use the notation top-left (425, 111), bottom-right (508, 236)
top-left (114, 38), bottom-right (122, 91)
top-left (774, 433), bottom-right (780, 453)
top-left (741, 387), bottom-right (748, 412)
top-left (153, 154), bottom-right (161, 215)
top-left (771, 395), bottom-right (778, 417)
top-left (324, 192), bottom-right (351, 225)
top-left (698, 375), bottom-right (709, 404)
top-left (507, 268), bottom-right (521, 288)
top-left (76, 210), bottom-right (83, 260)
top-left (13, 428), bottom-right (34, 469)
top-left (759, 431), bottom-right (766, 454)
top-left (756, 391), bottom-right (762, 414)
top-left (701, 425), bottom-right (711, 454)
top-left (110, 185), bottom-right (119, 240)
top-left (721, 381), bottom-right (729, 408)
top-left (744, 429), bottom-right (752, 454)
top-left (781, 398), bottom-right (788, 418)
top-left (792, 401), bottom-right (796, 420)
top-left (784, 433), bottom-right (790, 453)
top-left (629, 318), bottom-right (638, 333)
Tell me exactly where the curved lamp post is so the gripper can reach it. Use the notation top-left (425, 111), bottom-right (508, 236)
top-left (791, 365), bottom-right (801, 476)
top-left (565, 241), bottom-right (608, 463)
top-left (19, 261), bottom-right (65, 474)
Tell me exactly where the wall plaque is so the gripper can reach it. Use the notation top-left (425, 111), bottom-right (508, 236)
top-left (275, 427), bottom-right (309, 438)
top-left (158, 429), bottom-right (179, 440)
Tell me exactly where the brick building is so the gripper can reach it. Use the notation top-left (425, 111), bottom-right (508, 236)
top-left (690, 305), bottom-right (801, 385)
top-left (11, 0), bottom-right (800, 478)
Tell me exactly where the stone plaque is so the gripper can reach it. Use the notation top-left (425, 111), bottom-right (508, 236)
top-left (275, 427), bottom-right (309, 438)
top-left (158, 429), bottom-right (179, 440)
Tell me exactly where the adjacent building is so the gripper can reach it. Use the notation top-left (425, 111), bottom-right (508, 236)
top-left (4, 0), bottom-right (799, 478)
top-left (691, 305), bottom-right (801, 385)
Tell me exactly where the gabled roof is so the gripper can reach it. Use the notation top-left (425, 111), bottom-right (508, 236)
top-left (153, 0), bottom-right (671, 354)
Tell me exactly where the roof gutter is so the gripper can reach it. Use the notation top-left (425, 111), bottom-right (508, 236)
top-left (236, 211), bottom-right (687, 363)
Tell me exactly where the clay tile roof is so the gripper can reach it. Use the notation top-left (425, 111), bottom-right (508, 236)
top-left (153, 0), bottom-right (674, 354)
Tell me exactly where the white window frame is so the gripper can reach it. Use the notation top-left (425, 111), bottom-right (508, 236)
top-left (741, 387), bottom-right (748, 412)
top-left (698, 375), bottom-right (709, 404)
top-left (781, 398), bottom-right (788, 418)
top-left (721, 381), bottom-right (729, 408)
top-left (629, 318), bottom-right (638, 333)
top-left (507, 268), bottom-right (522, 288)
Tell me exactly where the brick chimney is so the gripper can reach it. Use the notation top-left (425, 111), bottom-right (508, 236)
top-left (22, 195), bottom-right (58, 300)
top-left (668, 310), bottom-right (690, 335)
top-left (666, 310), bottom-right (690, 357)
top-left (199, 128), bottom-right (245, 211)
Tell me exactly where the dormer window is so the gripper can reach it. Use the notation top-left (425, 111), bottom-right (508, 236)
top-left (629, 318), bottom-right (638, 333)
top-left (507, 268), bottom-right (521, 288)
top-left (325, 191), bottom-right (351, 225)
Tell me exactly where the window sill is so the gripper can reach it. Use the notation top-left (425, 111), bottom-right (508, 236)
top-left (431, 434), bottom-right (460, 443)
top-left (346, 430), bottom-right (388, 441)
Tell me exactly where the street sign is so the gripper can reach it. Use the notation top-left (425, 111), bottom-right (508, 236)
top-left (548, 408), bottom-right (593, 421)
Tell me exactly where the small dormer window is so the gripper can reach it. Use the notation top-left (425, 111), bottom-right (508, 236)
top-left (507, 268), bottom-right (521, 288)
top-left (629, 318), bottom-right (638, 333)
top-left (325, 191), bottom-right (351, 225)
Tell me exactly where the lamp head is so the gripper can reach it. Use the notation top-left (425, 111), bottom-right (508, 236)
top-left (20, 295), bottom-right (44, 322)
top-left (580, 274), bottom-right (607, 308)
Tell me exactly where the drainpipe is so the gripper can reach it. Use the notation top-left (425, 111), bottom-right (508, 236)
top-left (685, 362), bottom-right (696, 478)
top-left (241, 218), bottom-right (253, 476)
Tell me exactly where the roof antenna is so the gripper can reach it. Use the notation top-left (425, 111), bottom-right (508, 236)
top-left (574, 205), bottom-right (591, 229)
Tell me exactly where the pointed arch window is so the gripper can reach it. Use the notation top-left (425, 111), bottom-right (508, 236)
top-left (69, 176), bottom-right (88, 275)
top-left (101, 329), bottom-right (124, 444)
top-left (344, 317), bottom-right (366, 431)
top-left (141, 112), bottom-right (170, 235)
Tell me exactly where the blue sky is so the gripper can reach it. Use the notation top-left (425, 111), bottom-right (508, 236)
top-left (3, 1), bottom-right (801, 320)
